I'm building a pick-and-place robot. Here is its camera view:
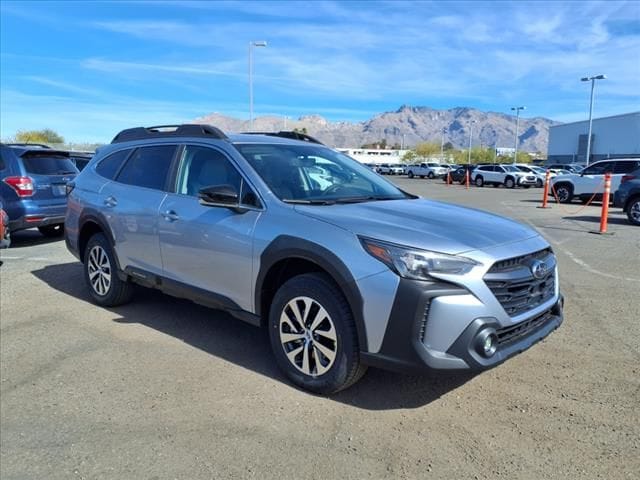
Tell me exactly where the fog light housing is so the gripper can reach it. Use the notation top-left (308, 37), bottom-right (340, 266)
top-left (475, 329), bottom-right (498, 358)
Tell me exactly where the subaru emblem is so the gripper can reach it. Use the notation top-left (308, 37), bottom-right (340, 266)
top-left (531, 260), bottom-right (548, 279)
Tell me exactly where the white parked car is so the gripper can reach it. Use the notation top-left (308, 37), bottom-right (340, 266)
top-left (550, 159), bottom-right (640, 203)
top-left (514, 164), bottom-right (549, 187)
top-left (472, 164), bottom-right (538, 188)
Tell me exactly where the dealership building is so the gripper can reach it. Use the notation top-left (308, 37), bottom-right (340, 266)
top-left (546, 111), bottom-right (640, 164)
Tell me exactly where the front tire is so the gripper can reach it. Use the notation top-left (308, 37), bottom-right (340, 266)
top-left (268, 273), bottom-right (366, 394)
top-left (627, 197), bottom-right (640, 226)
top-left (83, 233), bottom-right (134, 307)
top-left (38, 224), bottom-right (64, 237)
top-left (555, 183), bottom-right (574, 203)
top-left (427, 172), bottom-right (435, 179)
top-left (475, 176), bottom-right (484, 187)
top-left (408, 171), bottom-right (414, 179)
top-left (504, 177), bottom-right (515, 189)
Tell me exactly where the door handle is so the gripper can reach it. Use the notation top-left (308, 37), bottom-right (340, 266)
top-left (104, 196), bottom-right (117, 207)
top-left (162, 210), bottom-right (180, 222)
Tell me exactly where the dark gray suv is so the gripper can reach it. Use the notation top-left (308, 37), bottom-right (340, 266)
top-left (65, 125), bottom-right (564, 393)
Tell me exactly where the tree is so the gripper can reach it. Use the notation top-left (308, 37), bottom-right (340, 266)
top-left (443, 141), bottom-right (455, 151)
top-left (15, 129), bottom-right (64, 144)
top-left (401, 150), bottom-right (418, 163)
top-left (414, 142), bottom-right (440, 159)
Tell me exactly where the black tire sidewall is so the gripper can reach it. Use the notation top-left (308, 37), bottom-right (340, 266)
top-left (83, 233), bottom-right (128, 306)
top-left (268, 273), bottom-right (360, 394)
top-left (627, 199), bottom-right (640, 226)
top-left (556, 184), bottom-right (573, 203)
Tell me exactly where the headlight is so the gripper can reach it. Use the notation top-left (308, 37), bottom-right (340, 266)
top-left (360, 237), bottom-right (480, 280)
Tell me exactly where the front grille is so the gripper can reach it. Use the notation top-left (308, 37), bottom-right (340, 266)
top-left (496, 310), bottom-right (554, 346)
top-left (488, 248), bottom-right (552, 273)
top-left (485, 249), bottom-right (556, 317)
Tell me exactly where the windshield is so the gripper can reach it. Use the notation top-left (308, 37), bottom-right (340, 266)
top-left (531, 166), bottom-right (546, 173)
top-left (503, 165), bottom-right (520, 172)
top-left (236, 144), bottom-right (411, 204)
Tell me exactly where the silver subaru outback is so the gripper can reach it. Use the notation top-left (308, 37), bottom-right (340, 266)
top-left (65, 125), bottom-right (563, 394)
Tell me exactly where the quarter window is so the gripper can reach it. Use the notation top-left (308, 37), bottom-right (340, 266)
top-left (613, 161), bottom-right (640, 174)
top-left (116, 145), bottom-right (176, 190)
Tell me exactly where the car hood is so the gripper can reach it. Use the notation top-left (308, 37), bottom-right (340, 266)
top-left (294, 198), bottom-right (539, 255)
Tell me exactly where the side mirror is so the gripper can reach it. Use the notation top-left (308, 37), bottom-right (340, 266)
top-left (198, 184), bottom-right (247, 213)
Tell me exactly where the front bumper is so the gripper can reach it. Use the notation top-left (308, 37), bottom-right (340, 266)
top-left (517, 177), bottom-right (538, 186)
top-left (361, 277), bottom-right (564, 373)
top-left (613, 190), bottom-right (627, 209)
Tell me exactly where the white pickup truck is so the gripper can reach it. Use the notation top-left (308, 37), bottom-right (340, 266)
top-left (405, 162), bottom-right (448, 179)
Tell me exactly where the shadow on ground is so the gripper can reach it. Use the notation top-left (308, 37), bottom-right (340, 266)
top-left (561, 215), bottom-right (630, 226)
top-left (31, 261), bottom-right (474, 410)
top-left (6, 228), bottom-right (64, 249)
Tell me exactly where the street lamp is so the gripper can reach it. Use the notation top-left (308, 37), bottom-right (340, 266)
top-left (249, 40), bottom-right (267, 130)
top-left (467, 120), bottom-right (476, 165)
top-left (441, 127), bottom-right (446, 162)
top-left (511, 106), bottom-right (525, 164)
top-left (581, 74), bottom-right (606, 166)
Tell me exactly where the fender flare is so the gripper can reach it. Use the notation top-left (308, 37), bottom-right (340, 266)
top-left (255, 235), bottom-right (368, 351)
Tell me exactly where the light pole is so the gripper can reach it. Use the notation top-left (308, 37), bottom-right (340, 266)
top-left (441, 127), bottom-right (446, 162)
top-left (467, 120), bottom-right (476, 165)
top-left (249, 40), bottom-right (267, 130)
top-left (511, 106), bottom-right (525, 164)
top-left (581, 74), bottom-right (606, 165)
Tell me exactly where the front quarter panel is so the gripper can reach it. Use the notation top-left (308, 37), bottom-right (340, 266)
top-left (252, 206), bottom-right (395, 353)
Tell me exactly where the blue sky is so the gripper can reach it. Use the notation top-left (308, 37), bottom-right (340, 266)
top-left (1, 0), bottom-right (639, 142)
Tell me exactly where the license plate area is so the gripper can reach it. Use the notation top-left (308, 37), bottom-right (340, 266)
top-left (52, 184), bottom-right (66, 196)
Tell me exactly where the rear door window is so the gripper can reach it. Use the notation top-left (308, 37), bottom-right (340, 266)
top-left (21, 155), bottom-right (78, 175)
top-left (96, 149), bottom-right (132, 180)
top-left (583, 162), bottom-right (614, 175)
top-left (116, 145), bottom-right (176, 191)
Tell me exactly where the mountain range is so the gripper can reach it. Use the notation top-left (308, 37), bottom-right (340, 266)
top-left (194, 105), bottom-right (561, 153)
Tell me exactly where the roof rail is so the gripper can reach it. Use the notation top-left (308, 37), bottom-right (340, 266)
top-left (111, 124), bottom-right (227, 144)
top-left (4, 143), bottom-right (52, 149)
top-left (242, 131), bottom-right (324, 145)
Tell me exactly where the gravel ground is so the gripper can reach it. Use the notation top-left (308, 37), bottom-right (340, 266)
top-left (1, 180), bottom-right (638, 479)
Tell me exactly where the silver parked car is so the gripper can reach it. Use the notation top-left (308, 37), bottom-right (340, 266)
top-left (65, 125), bottom-right (564, 394)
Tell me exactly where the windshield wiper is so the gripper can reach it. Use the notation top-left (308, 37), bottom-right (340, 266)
top-left (282, 199), bottom-right (336, 205)
top-left (333, 195), bottom-right (404, 204)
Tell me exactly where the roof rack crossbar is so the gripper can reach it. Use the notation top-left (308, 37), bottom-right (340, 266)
top-left (111, 124), bottom-right (227, 144)
top-left (242, 131), bottom-right (324, 145)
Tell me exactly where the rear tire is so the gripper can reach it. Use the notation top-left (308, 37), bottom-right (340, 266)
top-left (38, 224), bottom-right (64, 237)
top-left (268, 273), bottom-right (367, 394)
top-left (83, 233), bottom-right (134, 307)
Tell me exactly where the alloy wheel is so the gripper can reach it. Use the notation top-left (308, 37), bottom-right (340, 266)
top-left (279, 296), bottom-right (337, 377)
top-left (87, 245), bottom-right (112, 296)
